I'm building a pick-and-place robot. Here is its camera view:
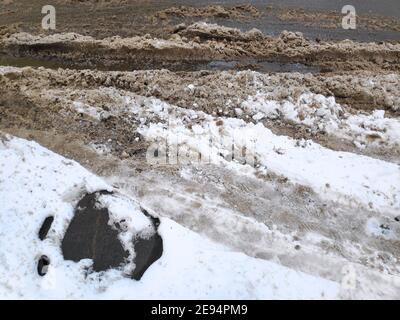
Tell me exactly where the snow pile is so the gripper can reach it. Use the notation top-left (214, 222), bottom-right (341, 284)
top-left (2, 32), bottom-right (203, 51)
top-left (0, 134), bottom-right (339, 299)
top-left (59, 88), bottom-right (400, 214)
top-left (243, 92), bottom-right (343, 128)
top-left (344, 110), bottom-right (400, 149)
top-left (242, 92), bottom-right (400, 149)
top-left (134, 97), bottom-right (400, 215)
top-left (62, 87), bottom-right (400, 214)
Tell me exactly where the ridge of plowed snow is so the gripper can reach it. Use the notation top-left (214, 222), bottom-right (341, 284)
top-left (0, 134), bottom-right (339, 299)
top-left (134, 97), bottom-right (400, 215)
top-left (61, 86), bottom-right (400, 214)
top-left (242, 91), bottom-right (400, 150)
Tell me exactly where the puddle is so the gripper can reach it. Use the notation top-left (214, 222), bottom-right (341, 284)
top-left (204, 59), bottom-right (321, 73)
top-left (61, 191), bottom-right (163, 279)
top-left (133, 208), bottom-right (163, 280)
top-left (0, 54), bottom-right (321, 73)
top-left (61, 191), bottom-right (128, 272)
top-left (0, 54), bottom-right (77, 70)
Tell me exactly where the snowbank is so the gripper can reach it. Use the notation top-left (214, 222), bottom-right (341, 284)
top-left (0, 134), bottom-right (339, 299)
top-left (242, 92), bottom-right (400, 150)
top-left (137, 97), bottom-right (400, 215)
top-left (62, 87), bottom-right (400, 214)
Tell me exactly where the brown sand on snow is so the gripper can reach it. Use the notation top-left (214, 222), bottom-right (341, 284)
top-left (1, 65), bottom-right (399, 163)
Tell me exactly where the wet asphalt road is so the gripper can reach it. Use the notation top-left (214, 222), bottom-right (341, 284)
top-left (0, 1), bottom-right (399, 41)
top-left (172, 0), bottom-right (400, 41)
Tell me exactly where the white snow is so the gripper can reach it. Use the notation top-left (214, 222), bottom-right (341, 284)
top-left (0, 134), bottom-right (339, 299)
top-left (365, 218), bottom-right (396, 240)
top-left (60, 88), bottom-right (400, 214)
top-left (242, 91), bottom-right (400, 150)
top-left (59, 87), bottom-right (400, 215)
top-left (139, 104), bottom-right (400, 215)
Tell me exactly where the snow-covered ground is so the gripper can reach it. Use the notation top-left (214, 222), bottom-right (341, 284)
top-left (0, 134), bottom-right (340, 299)
top-left (79, 88), bottom-right (399, 215)
top-left (61, 86), bottom-right (400, 299)
top-left (1, 66), bottom-right (400, 299)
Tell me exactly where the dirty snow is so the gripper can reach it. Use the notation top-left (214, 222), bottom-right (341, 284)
top-left (135, 96), bottom-right (400, 215)
top-left (59, 87), bottom-right (400, 214)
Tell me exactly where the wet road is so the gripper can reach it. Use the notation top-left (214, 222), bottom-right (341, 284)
top-left (1, 0), bottom-right (399, 41)
top-left (168, 0), bottom-right (400, 41)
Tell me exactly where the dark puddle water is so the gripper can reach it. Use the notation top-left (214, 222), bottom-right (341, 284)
top-left (60, 191), bottom-right (163, 280)
top-left (38, 216), bottom-right (54, 241)
top-left (204, 59), bottom-right (320, 73)
top-left (0, 54), bottom-right (88, 70)
top-left (61, 190), bottom-right (128, 272)
top-left (167, 0), bottom-right (400, 42)
top-left (0, 54), bottom-right (320, 73)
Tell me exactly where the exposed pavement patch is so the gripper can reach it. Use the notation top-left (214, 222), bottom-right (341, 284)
top-left (61, 190), bottom-right (163, 279)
